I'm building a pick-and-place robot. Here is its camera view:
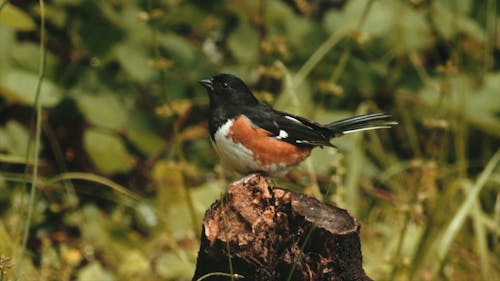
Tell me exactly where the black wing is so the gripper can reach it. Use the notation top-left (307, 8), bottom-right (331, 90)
top-left (241, 105), bottom-right (334, 147)
top-left (241, 105), bottom-right (397, 147)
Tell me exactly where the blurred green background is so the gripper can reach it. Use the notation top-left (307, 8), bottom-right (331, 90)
top-left (0, 0), bottom-right (498, 280)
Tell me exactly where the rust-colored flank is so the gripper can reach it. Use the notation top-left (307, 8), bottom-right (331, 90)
top-left (227, 115), bottom-right (311, 166)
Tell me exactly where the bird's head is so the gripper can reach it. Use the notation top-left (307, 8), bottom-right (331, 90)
top-left (199, 73), bottom-right (259, 108)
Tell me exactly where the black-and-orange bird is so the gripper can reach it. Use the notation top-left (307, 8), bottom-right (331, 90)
top-left (200, 73), bottom-right (396, 176)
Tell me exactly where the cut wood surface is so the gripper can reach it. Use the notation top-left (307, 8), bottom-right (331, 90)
top-left (192, 174), bottom-right (372, 281)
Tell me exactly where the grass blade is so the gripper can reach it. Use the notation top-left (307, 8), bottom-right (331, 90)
top-left (15, 1), bottom-right (45, 279)
top-left (471, 199), bottom-right (490, 280)
top-left (48, 172), bottom-right (140, 201)
top-left (432, 150), bottom-right (500, 278)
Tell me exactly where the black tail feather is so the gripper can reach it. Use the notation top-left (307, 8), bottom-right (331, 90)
top-left (324, 113), bottom-right (397, 137)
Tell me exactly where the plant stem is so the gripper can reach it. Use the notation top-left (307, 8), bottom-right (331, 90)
top-left (16, 1), bottom-right (45, 279)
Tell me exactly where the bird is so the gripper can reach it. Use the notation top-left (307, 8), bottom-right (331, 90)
top-left (199, 73), bottom-right (397, 177)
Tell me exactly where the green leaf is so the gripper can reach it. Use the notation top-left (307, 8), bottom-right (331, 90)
top-left (228, 22), bottom-right (259, 64)
top-left (9, 43), bottom-right (57, 74)
top-left (431, 1), bottom-right (485, 42)
top-left (76, 93), bottom-right (128, 131)
top-left (52, 0), bottom-right (82, 4)
top-left (421, 73), bottom-right (500, 137)
top-left (153, 160), bottom-right (186, 208)
top-left (265, 1), bottom-right (313, 47)
top-left (83, 129), bottom-right (134, 174)
top-left (159, 33), bottom-right (196, 67)
top-left (164, 3), bottom-right (209, 30)
top-left (345, 57), bottom-right (379, 96)
top-left (42, 4), bottom-right (68, 28)
top-left (0, 3), bottom-right (36, 31)
top-left (324, 0), bottom-right (432, 51)
top-left (155, 252), bottom-right (194, 280)
top-left (274, 70), bottom-right (314, 114)
top-left (112, 6), bottom-right (150, 43)
top-left (0, 24), bottom-right (14, 48)
top-left (115, 42), bottom-right (155, 83)
top-left (117, 250), bottom-right (151, 278)
top-left (385, 2), bottom-right (433, 51)
top-left (0, 27), bottom-right (14, 72)
top-left (124, 111), bottom-right (165, 155)
top-left (435, 0), bottom-right (473, 17)
top-left (0, 70), bottom-right (62, 107)
top-left (462, 74), bottom-right (500, 135)
top-left (323, 0), bottom-right (393, 37)
top-left (191, 181), bottom-right (223, 213)
top-left (77, 262), bottom-right (115, 281)
top-left (133, 202), bottom-right (158, 232)
top-left (0, 120), bottom-right (33, 157)
top-left (75, 1), bottom-right (125, 57)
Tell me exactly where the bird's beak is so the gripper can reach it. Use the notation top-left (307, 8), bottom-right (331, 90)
top-left (199, 79), bottom-right (214, 91)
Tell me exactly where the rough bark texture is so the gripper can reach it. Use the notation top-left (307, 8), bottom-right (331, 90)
top-left (192, 174), bottom-right (372, 281)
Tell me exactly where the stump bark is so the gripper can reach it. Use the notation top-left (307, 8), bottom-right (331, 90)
top-left (192, 174), bottom-right (372, 281)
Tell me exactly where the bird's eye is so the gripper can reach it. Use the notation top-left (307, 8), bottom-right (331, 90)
top-left (222, 82), bottom-right (229, 88)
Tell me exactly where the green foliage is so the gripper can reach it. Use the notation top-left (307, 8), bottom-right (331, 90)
top-left (421, 73), bottom-right (500, 136)
top-left (0, 120), bottom-right (32, 157)
top-left (83, 129), bottom-right (134, 174)
top-left (76, 93), bottom-right (128, 131)
top-left (0, 3), bottom-right (35, 31)
top-left (0, 0), bottom-right (498, 280)
top-left (1, 70), bottom-right (61, 107)
top-left (228, 22), bottom-right (259, 64)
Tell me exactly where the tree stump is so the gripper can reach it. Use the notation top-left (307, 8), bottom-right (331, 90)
top-left (192, 174), bottom-right (372, 281)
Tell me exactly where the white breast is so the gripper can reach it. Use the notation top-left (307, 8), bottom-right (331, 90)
top-left (213, 119), bottom-right (261, 173)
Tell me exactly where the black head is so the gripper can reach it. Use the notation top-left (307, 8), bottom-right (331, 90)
top-left (199, 73), bottom-right (260, 109)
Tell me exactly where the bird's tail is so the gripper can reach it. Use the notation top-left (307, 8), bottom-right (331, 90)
top-left (324, 113), bottom-right (397, 137)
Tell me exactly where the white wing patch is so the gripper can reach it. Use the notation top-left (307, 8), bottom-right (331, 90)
top-left (276, 129), bottom-right (288, 139)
